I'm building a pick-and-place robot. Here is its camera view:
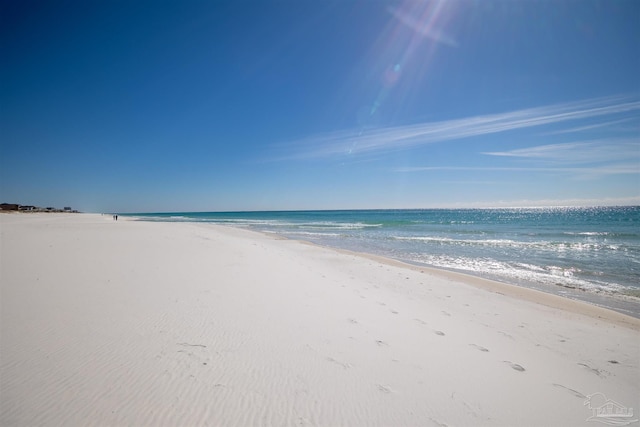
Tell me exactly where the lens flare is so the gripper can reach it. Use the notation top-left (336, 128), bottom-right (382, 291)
top-left (353, 0), bottom-right (459, 154)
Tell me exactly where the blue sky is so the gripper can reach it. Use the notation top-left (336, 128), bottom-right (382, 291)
top-left (1, 0), bottom-right (638, 212)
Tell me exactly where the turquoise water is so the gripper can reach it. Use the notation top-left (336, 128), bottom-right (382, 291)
top-left (127, 207), bottom-right (640, 316)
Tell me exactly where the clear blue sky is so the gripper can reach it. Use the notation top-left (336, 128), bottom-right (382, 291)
top-left (1, 0), bottom-right (639, 212)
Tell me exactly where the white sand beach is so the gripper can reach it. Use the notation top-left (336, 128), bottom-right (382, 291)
top-left (1, 213), bottom-right (638, 426)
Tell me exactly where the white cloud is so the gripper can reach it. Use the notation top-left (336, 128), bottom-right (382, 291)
top-left (483, 139), bottom-right (640, 164)
top-left (543, 118), bottom-right (634, 135)
top-left (271, 94), bottom-right (640, 161)
top-left (393, 164), bottom-right (639, 175)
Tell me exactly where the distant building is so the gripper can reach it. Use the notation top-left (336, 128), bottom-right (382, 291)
top-left (0, 203), bottom-right (19, 211)
top-left (0, 203), bottom-right (76, 213)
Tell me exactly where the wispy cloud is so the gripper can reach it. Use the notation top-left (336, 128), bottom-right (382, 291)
top-left (483, 139), bottom-right (640, 164)
top-left (396, 138), bottom-right (639, 178)
top-left (394, 164), bottom-right (639, 176)
top-left (543, 118), bottom-right (634, 135)
top-left (271, 94), bottom-right (640, 161)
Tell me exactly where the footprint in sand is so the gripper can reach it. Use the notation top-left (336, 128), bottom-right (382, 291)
top-left (504, 361), bottom-right (525, 372)
top-left (552, 383), bottom-right (586, 399)
top-left (470, 344), bottom-right (489, 352)
top-left (177, 342), bottom-right (207, 348)
top-left (428, 417), bottom-right (449, 427)
top-left (578, 362), bottom-right (605, 377)
top-left (376, 384), bottom-right (395, 393)
top-left (326, 357), bottom-right (351, 369)
top-left (497, 331), bottom-right (514, 340)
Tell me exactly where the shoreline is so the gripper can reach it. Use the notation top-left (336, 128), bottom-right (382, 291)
top-left (155, 213), bottom-right (640, 322)
top-left (2, 213), bottom-right (638, 426)
top-left (313, 242), bottom-right (640, 329)
top-left (234, 222), bottom-right (640, 327)
top-left (292, 240), bottom-right (640, 321)
top-left (333, 247), bottom-right (640, 322)
top-left (121, 210), bottom-right (640, 320)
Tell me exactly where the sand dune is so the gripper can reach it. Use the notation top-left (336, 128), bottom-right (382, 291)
top-left (1, 213), bottom-right (638, 426)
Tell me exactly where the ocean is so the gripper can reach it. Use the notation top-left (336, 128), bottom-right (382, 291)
top-left (126, 207), bottom-right (640, 317)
